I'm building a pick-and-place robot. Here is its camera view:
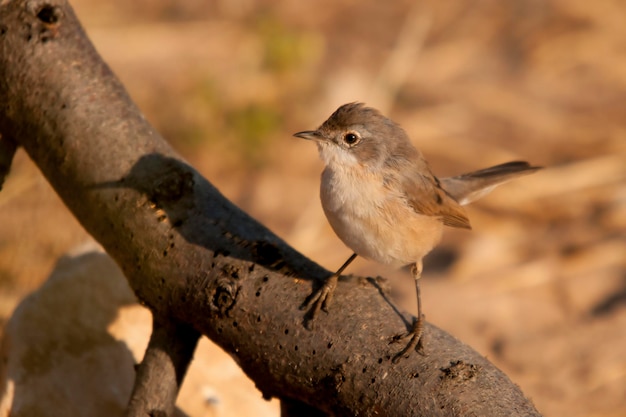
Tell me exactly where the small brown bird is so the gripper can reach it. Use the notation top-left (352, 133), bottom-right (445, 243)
top-left (294, 102), bottom-right (540, 361)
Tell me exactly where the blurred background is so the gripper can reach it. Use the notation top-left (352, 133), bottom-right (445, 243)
top-left (1, 0), bottom-right (625, 416)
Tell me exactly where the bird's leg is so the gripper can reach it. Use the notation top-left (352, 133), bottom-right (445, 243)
top-left (301, 253), bottom-right (357, 328)
top-left (392, 260), bottom-right (425, 363)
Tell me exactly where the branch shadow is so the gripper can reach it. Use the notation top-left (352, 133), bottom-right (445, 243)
top-left (90, 153), bottom-right (328, 279)
top-left (367, 277), bottom-right (412, 329)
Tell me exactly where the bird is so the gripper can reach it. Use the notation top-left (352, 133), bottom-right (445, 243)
top-left (294, 102), bottom-right (541, 361)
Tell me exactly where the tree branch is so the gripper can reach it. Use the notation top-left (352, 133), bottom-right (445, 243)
top-left (0, 1), bottom-right (541, 416)
top-left (126, 318), bottom-right (200, 417)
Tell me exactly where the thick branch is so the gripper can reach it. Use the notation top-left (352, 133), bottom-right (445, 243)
top-left (0, 1), bottom-right (541, 416)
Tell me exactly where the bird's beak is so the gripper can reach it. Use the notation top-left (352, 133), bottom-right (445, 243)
top-left (293, 130), bottom-right (322, 140)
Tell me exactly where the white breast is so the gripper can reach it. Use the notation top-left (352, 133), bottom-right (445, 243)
top-left (320, 164), bottom-right (444, 267)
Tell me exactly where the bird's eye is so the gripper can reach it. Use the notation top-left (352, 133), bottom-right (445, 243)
top-left (343, 132), bottom-right (360, 146)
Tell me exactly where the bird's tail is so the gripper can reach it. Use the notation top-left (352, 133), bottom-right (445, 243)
top-left (440, 161), bottom-right (541, 206)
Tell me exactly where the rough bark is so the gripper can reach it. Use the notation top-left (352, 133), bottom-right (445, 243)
top-left (0, 1), bottom-right (542, 416)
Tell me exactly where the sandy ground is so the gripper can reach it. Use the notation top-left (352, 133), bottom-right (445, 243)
top-left (1, 0), bottom-right (625, 416)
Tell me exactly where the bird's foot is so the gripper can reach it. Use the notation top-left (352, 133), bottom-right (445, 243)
top-left (300, 274), bottom-right (339, 330)
top-left (391, 315), bottom-right (426, 363)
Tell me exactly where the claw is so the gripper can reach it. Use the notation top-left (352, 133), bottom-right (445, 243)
top-left (301, 274), bottom-right (339, 329)
top-left (392, 315), bottom-right (425, 363)
top-left (301, 253), bottom-right (357, 330)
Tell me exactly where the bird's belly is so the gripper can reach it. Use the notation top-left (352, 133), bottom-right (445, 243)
top-left (320, 169), bottom-right (443, 266)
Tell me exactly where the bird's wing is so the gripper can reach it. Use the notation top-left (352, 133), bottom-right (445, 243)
top-left (396, 169), bottom-right (472, 230)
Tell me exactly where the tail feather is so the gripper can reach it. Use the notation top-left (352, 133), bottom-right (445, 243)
top-left (440, 161), bottom-right (541, 206)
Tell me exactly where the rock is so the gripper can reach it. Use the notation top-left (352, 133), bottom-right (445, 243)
top-left (0, 244), bottom-right (278, 417)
